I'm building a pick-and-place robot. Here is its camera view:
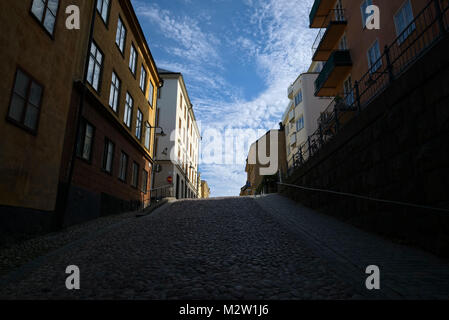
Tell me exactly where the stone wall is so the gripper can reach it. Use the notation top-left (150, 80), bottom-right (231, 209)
top-left (280, 35), bottom-right (449, 257)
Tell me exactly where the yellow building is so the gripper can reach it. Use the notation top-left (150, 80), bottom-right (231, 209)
top-left (201, 180), bottom-right (211, 199)
top-left (0, 0), bottom-right (162, 240)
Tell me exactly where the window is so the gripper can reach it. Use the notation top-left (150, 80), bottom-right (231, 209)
top-left (96, 0), bottom-right (110, 24)
top-left (294, 91), bottom-right (303, 106)
top-left (296, 115), bottom-right (305, 132)
top-left (124, 93), bottom-right (133, 128)
top-left (148, 81), bottom-right (154, 107)
top-left (129, 44), bottom-right (137, 75)
top-left (344, 76), bottom-right (354, 106)
top-left (145, 122), bottom-right (151, 150)
top-left (31, 0), bottom-right (60, 35)
top-left (77, 120), bottom-right (95, 161)
top-left (118, 152), bottom-right (128, 182)
top-left (367, 40), bottom-right (382, 73)
top-left (180, 94), bottom-right (183, 109)
top-left (102, 139), bottom-right (115, 173)
top-left (115, 16), bottom-right (126, 53)
top-left (87, 42), bottom-right (103, 91)
top-left (7, 68), bottom-right (43, 132)
top-left (108, 72), bottom-right (120, 112)
top-left (339, 34), bottom-right (348, 50)
top-left (140, 65), bottom-right (147, 93)
top-left (131, 162), bottom-right (139, 188)
top-left (360, 0), bottom-right (373, 28)
top-left (141, 170), bottom-right (148, 193)
top-left (394, 0), bottom-right (415, 44)
top-left (136, 109), bottom-right (143, 140)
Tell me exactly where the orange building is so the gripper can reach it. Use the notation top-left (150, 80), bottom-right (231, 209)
top-left (310, 0), bottom-right (431, 100)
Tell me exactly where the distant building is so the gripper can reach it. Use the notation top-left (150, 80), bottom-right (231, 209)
top-left (201, 181), bottom-right (211, 199)
top-left (282, 62), bottom-right (332, 170)
top-left (241, 126), bottom-right (287, 196)
top-left (153, 69), bottom-right (201, 199)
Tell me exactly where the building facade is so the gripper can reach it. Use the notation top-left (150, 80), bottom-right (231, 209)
top-left (283, 62), bottom-right (332, 169)
top-left (200, 181), bottom-right (211, 199)
top-left (242, 127), bottom-right (287, 196)
top-left (0, 0), bottom-right (94, 238)
top-left (310, 0), bottom-right (429, 101)
top-left (0, 0), bottom-right (162, 239)
top-left (153, 69), bottom-right (201, 199)
top-left (59, 0), bottom-right (162, 226)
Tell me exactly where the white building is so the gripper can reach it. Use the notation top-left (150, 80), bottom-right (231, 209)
top-left (282, 62), bottom-right (332, 169)
top-left (153, 69), bottom-right (201, 199)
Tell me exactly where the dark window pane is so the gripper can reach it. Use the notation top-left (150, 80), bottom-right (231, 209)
top-left (14, 70), bottom-right (29, 98)
top-left (29, 82), bottom-right (43, 106)
top-left (9, 95), bottom-right (26, 122)
top-left (24, 104), bottom-right (39, 130)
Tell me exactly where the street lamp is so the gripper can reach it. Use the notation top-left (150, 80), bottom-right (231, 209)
top-left (145, 123), bottom-right (166, 137)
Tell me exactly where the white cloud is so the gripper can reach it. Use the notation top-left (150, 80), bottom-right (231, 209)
top-left (134, 0), bottom-right (317, 197)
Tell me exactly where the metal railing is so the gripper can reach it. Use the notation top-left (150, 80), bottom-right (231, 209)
top-left (312, 9), bottom-right (347, 56)
top-left (289, 0), bottom-right (448, 175)
top-left (150, 185), bottom-right (174, 202)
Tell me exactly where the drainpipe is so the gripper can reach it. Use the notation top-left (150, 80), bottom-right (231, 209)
top-left (56, 2), bottom-right (97, 229)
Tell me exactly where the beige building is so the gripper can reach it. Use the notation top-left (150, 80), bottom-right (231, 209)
top-left (241, 126), bottom-right (287, 196)
top-left (283, 62), bottom-right (332, 170)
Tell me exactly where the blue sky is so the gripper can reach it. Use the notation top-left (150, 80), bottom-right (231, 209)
top-left (132, 0), bottom-right (317, 197)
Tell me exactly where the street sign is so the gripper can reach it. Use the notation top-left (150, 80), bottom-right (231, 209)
top-left (167, 176), bottom-right (173, 184)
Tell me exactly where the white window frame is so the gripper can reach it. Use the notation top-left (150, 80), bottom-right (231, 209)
top-left (124, 93), bottom-right (133, 128)
top-left (115, 16), bottom-right (126, 53)
top-left (108, 72), bottom-right (120, 112)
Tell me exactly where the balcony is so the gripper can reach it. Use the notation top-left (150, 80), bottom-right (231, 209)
top-left (309, 0), bottom-right (337, 28)
top-left (315, 50), bottom-right (352, 97)
top-left (288, 84), bottom-right (294, 99)
top-left (312, 9), bottom-right (347, 61)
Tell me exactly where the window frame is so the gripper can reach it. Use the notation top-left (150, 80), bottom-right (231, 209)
top-left (394, 0), bottom-right (416, 45)
top-left (367, 39), bottom-right (382, 74)
top-left (76, 118), bottom-right (96, 163)
top-left (296, 115), bottom-right (305, 132)
top-left (6, 67), bottom-right (44, 135)
top-left (360, 0), bottom-right (373, 29)
top-left (136, 108), bottom-right (143, 140)
top-left (140, 65), bottom-right (147, 94)
top-left (102, 138), bottom-right (115, 174)
top-left (129, 43), bottom-right (137, 77)
top-left (96, 0), bottom-right (111, 25)
top-left (115, 15), bottom-right (127, 55)
top-left (124, 92), bottom-right (134, 129)
top-left (108, 71), bottom-right (121, 113)
top-left (86, 41), bottom-right (104, 92)
top-left (148, 81), bottom-right (154, 108)
top-left (118, 151), bottom-right (129, 182)
top-left (131, 161), bottom-right (140, 188)
top-left (29, 0), bottom-right (61, 38)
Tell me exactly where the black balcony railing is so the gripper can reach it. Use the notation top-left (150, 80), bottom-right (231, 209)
top-left (315, 50), bottom-right (352, 95)
top-left (312, 9), bottom-right (347, 59)
top-left (289, 0), bottom-right (449, 176)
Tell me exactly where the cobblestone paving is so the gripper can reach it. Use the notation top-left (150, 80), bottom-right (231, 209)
top-left (0, 197), bottom-right (358, 300)
top-left (255, 194), bottom-right (449, 299)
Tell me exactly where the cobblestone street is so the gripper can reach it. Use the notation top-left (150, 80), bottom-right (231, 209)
top-left (1, 195), bottom-right (449, 300)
